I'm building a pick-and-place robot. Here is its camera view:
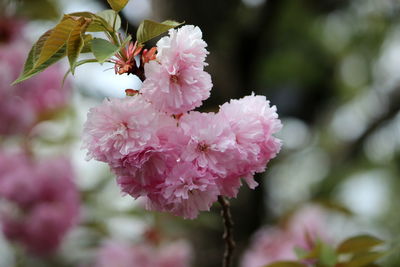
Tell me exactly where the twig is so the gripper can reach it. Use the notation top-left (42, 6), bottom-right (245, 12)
top-left (218, 196), bottom-right (235, 267)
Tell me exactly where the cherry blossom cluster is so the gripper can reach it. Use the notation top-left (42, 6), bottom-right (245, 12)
top-left (83, 25), bottom-right (282, 219)
top-left (0, 151), bottom-right (80, 256)
top-left (0, 17), bottom-right (78, 256)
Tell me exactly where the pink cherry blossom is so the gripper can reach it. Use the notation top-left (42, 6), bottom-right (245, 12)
top-left (113, 116), bottom-right (185, 198)
top-left (141, 61), bottom-right (212, 115)
top-left (0, 152), bottom-right (80, 256)
top-left (82, 95), bottom-right (167, 163)
top-left (146, 162), bottom-right (220, 219)
top-left (179, 111), bottom-right (237, 176)
top-left (240, 205), bottom-right (331, 267)
top-left (218, 94), bottom-right (282, 196)
top-left (141, 25), bottom-right (212, 115)
top-left (156, 25), bottom-right (209, 68)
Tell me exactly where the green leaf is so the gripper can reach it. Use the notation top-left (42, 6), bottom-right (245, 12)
top-left (263, 261), bottom-right (307, 267)
top-left (344, 252), bottom-right (386, 267)
top-left (337, 235), bottom-right (384, 254)
top-left (13, 45), bottom-right (66, 85)
top-left (81, 34), bottom-right (94, 53)
top-left (34, 16), bottom-right (79, 68)
top-left (25, 30), bottom-right (52, 73)
top-left (67, 17), bottom-right (91, 74)
top-left (91, 38), bottom-right (119, 63)
top-left (68, 12), bottom-right (111, 33)
top-left (294, 247), bottom-right (309, 259)
top-left (97, 10), bottom-right (121, 31)
top-left (136, 19), bottom-right (183, 44)
top-left (107, 0), bottom-right (129, 12)
top-left (320, 243), bottom-right (337, 266)
top-left (12, 30), bottom-right (66, 84)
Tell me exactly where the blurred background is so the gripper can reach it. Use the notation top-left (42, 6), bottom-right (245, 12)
top-left (0, 0), bottom-right (399, 266)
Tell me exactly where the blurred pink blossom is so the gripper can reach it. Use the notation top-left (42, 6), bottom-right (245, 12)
top-left (0, 151), bottom-right (80, 256)
top-left (93, 240), bottom-right (192, 267)
top-left (240, 205), bottom-right (330, 267)
top-left (0, 33), bottom-right (71, 135)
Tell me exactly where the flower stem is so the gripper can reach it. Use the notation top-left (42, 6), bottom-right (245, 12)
top-left (218, 196), bottom-right (235, 267)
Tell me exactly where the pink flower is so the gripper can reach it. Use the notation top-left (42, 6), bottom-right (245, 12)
top-left (179, 111), bottom-right (237, 176)
top-left (82, 95), bottom-right (168, 164)
top-left (146, 162), bottom-right (220, 219)
top-left (0, 152), bottom-right (80, 256)
top-left (141, 25), bottom-right (212, 115)
top-left (117, 147), bottom-right (173, 181)
top-left (93, 240), bottom-right (192, 267)
top-left (115, 145), bottom-right (179, 198)
top-left (141, 62), bottom-right (212, 115)
top-left (113, 116), bottom-right (185, 198)
top-left (218, 94), bottom-right (282, 196)
top-left (156, 25), bottom-right (209, 68)
top-left (240, 205), bottom-right (331, 267)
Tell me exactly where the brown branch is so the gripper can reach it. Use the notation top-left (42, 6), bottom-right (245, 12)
top-left (218, 196), bottom-right (235, 267)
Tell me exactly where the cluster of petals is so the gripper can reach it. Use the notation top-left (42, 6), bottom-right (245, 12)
top-left (0, 31), bottom-right (71, 136)
top-left (83, 93), bottom-right (281, 219)
top-left (141, 25), bottom-right (212, 115)
top-left (83, 25), bottom-right (282, 219)
top-left (240, 205), bottom-right (331, 267)
top-left (0, 151), bottom-right (80, 256)
top-left (93, 239), bottom-right (192, 267)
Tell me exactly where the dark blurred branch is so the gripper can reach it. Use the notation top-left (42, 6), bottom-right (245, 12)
top-left (218, 196), bottom-right (235, 267)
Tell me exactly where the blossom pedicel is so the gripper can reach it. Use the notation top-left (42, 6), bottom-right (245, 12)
top-left (83, 25), bottom-right (282, 219)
